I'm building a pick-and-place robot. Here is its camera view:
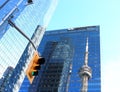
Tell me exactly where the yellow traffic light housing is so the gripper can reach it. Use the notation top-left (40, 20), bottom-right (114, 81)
top-left (26, 51), bottom-right (45, 84)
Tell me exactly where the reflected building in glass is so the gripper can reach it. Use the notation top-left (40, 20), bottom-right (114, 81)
top-left (28, 25), bottom-right (101, 92)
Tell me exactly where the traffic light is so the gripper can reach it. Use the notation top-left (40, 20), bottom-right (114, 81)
top-left (26, 51), bottom-right (45, 84)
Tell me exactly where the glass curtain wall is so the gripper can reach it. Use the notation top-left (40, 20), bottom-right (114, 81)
top-left (35, 26), bottom-right (101, 92)
top-left (0, 0), bottom-right (58, 92)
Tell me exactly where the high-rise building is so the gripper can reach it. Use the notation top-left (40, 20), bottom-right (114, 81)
top-left (0, 66), bottom-right (14, 92)
top-left (0, 0), bottom-right (58, 92)
top-left (29, 38), bottom-right (74, 92)
top-left (20, 25), bottom-right (101, 92)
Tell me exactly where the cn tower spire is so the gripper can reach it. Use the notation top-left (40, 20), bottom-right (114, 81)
top-left (84, 37), bottom-right (88, 66)
top-left (79, 37), bottom-right (92, 92)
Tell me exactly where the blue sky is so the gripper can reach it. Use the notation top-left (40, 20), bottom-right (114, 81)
top-left (47, 0), bottom-right (120, 91)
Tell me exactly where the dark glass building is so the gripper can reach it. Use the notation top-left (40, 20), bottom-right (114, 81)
top-left (25, 25), bottom-right (101, 92)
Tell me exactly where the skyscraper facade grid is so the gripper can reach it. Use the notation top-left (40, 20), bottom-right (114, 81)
top-left (0, 0), bottom-right (58, 92)
top-left (24, 25), bottom-right (101, 92)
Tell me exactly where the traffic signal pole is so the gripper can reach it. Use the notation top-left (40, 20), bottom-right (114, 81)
top-left (8, 20), bottom-right (45, 84)
top-left (4, 23), bottom-right (46, 92)
top-left (8, 20), bottom-right (36, 50)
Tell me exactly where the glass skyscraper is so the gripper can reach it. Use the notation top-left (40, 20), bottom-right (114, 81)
top-left (0, 66), bottom-right (14, 92)
top-left (20, 25), bottom-right (101, 92)
top-left (0, 0), bottom-right (58, 92)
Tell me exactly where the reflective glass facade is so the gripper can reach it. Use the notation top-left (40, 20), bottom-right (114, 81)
top-left (0, 0), bottom-right (58, 92)
top-left (22, 26), bottom-right (101, 92)
top-left (29, 39), bottom-right (74, 92)
top-left (0, 0), bottom-right (58, 73)
top-left (0, 66), bottom-right (14, 91)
